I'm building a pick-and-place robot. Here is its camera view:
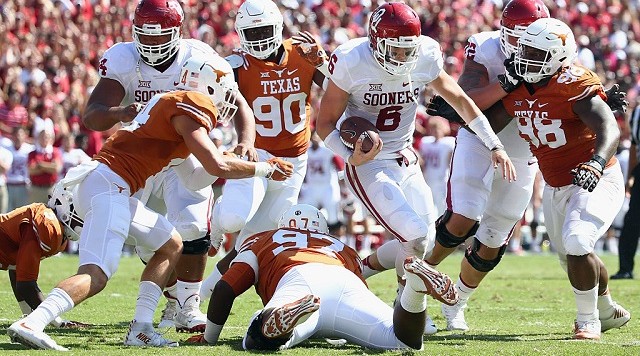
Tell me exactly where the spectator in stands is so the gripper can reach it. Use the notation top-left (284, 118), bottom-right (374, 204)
top-left (0, 145), bottom-right (13, 214)
top-left (27, 126), bottom-right (62, 204)
top-left (6, 127), bottom-right (33, 211)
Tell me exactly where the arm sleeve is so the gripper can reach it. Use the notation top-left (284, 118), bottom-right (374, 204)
top-left (220, 262), bottom-right (256, 297)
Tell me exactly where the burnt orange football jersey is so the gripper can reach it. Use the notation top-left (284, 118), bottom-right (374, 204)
top-left (502, 65), bottom-right (614, 187)
top-left (0, 203), bottom-right (66, 281)
top-left (221, 228), bottom-right (364, 305)
top-left (94, 91), bottom-right (216, 193)
top-left (233, 39), bottom-right (316, 157)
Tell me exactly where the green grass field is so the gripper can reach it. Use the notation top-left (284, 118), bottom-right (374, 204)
top-left (0, 252), bottom-right (637, 355)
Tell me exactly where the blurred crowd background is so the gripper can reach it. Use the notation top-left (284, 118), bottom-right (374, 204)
top-left (0, 0), bottom-right (637, 255)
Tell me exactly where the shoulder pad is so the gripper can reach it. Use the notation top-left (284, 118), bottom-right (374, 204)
top-left (226, 52), bottom-right (248, 69)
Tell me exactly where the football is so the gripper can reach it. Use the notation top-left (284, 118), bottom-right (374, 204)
top-left (339, 116), bottom-right (380, 153)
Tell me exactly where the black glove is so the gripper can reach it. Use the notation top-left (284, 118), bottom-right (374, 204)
top-left (425, 95), bottom-right (464, 124)
top-left (570, 156), bottom-right (605, 192)
top-left (604, 84), bottom-right (629, 113)
top-left (498, 53), bottom-right (523, 93)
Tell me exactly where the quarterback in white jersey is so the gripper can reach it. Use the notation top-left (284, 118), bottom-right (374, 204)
top-left (316, 1), bottom-right (514, 312)
top-left (299, 132), bottom-right (344, 233)
top-left (82, 0), bottom-right (257, 332)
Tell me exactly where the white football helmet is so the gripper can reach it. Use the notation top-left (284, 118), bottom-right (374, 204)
top-left (47, 183), bottom-right (83, 241)
top-left (235, 0), bottom-right (283, 59)
top-left (278, 204), bottom-right (328, 234)
top-left (176, 56), bottom-right (239, 123)
top-left (132, 0), bottom-right (184, 66)
top-left (515, 18), bottom-right (577, 83)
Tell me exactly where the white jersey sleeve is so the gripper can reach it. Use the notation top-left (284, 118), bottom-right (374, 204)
top-left (465, 31), bottom-right (505, 84)
top-left (411, 36), bottom-right (444, 85)
top-left (329, 38), bottom-right (368, 94)
top-left (98, 42), bottom-right (138, 84)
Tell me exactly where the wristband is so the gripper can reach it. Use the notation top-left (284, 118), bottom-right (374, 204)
top-left (591, 154), bottom-right (606, 170)
top-left (317, 61), bottom-right (330, 77)
top-left (467, 115), bottom-right (502, 150)
top-left (324, 130), bottom-right (353, 162)
top-left (254, 162), bottom-right (273, 178)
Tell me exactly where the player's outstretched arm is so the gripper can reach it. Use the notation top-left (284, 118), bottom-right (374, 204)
top-left (457, 57), bottom-right (508, 110)
top-left (83, 78), bottom-right (140, 131)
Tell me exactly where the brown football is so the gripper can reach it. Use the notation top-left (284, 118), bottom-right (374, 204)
top-left (339, 116), bottom-right (380, 153)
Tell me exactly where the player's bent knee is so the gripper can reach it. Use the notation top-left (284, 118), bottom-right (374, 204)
top-left (465, 238), bottom-right (507, 273)
top-left (436, 210), bottom-right (478, 248)
top-left (182, 235), bottom-right (211, 255)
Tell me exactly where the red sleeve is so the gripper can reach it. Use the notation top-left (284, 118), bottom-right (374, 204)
top-left (27, 151), bottom-right (37, 167)
top-left (220, 262), bottom-right (255, 297)
top-left (15, 224), bottom-right (43, 282)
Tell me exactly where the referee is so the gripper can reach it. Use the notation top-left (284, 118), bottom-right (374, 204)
top-left (612, 106), bottom-right (640, 279)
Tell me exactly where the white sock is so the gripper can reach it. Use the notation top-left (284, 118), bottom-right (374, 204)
top-left (200, 266), bottom-right (222, 301)
top-left (574, 285), bottom-right (599, 322)
top-left (455, 277), bottom-right (476, 302)
top-left (25, 288), bottom-right (74, 331)
top-left (400, 286), bottom-right (427, 313)
top-left (134, 281), bottom-right (162, 324)
top-left (177, 280), bottom-right (202, 308)
top-left (165, 281), bottom-right (178, 302)
top-left (361, 255), bottom-right (383, 278)
top-left (597, 289), bottom-right (615, 319)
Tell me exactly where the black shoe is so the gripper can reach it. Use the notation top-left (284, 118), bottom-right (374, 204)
top-left (610, 271), bottom-right (633, 280)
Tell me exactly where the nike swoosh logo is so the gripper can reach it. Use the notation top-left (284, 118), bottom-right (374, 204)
top-left (402, 82), bottom-right (410, 87)
top-left (343, 130), bottom-right (356, 139)
top-left (20, 322), bottom-right (33, 331)
top-left (173, 80), bottom-right (180, 86)
top-left (538, 103), bottom-right (548, 108)
top-left (287, 69), bottom-right (298, 75)
top-left (528, 161), bottom-right (537, 166)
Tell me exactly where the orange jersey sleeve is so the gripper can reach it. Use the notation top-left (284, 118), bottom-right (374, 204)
top-left (0, 203), bottom-right (65, 280)
top-left (234, 39), bottom-right (316, 157)
top-left (502, 65), bottom-right (609, 187)
top-left (233, 228), bottom-right (364, 305)
top-left (95, 91), bottom-right (217, 193)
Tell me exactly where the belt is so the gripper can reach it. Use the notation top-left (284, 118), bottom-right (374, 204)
top-left (395, 147), bottom-right (419, 167)
top-left (6, 182), bottom-right (27, 186)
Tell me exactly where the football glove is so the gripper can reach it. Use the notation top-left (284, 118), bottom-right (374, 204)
top-left (425, 95), bottom-right (465, 124)
top-left (604, 84), bottom-right (629, 113)
top-left (266, 157), bottom-right (294, 181)
top-left (571, 157), bottom-right (605, 192)
top-left (497, 54), bottom-right (523, 93)
top-left (291, 31), bottom-right (328, 68)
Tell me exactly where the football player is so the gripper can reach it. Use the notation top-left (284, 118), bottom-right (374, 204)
top-left (487, 18), bottom-right (629, 340)
top-left (1, 199), bottom-right (87, 328)
top-left (424, 0), bottom-right (630, 333)
top-left (200, 0), bottom-right (329, 299)
top-left (7, 56), bottom-right (293, 350)
top-left (81, 0), bottom-right (258, 332)
top-left (417, 117), bottom-right (455, 216)
top-left (315, 1), bottom-right (514, 333)
top-left (188, 204), bottom-right (457, 351)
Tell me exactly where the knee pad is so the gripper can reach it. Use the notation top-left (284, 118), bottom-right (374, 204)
top-left (435, 210), bottom-right (478, 248)
top-left (182, 235), bottom-right (211, 255)
top-left (464, 237), bottom-right (507, 273)
top-left (244, 310), bottom-right (286, 351)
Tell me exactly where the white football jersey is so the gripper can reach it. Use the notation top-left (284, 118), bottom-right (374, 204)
top-left (98, 39), bottom-right (216, 106)
top-left (305, 144), bottom-right (341, 186)
top-left (465, 31), bottom-right (531, 159)
top-left (419, 135), bottom-right (455, 185)
top-left (331, 36), bottom-right (443, 160)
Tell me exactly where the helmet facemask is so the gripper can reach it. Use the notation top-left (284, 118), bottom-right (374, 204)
top-left (238, 23), bottom-right (283, 59)
top-left (374, 36), bottom-right (421, 76)
top-left (48, 186), bottom-right (83, 242)
top-left (500, 24), bottom-right (527, 57)
top-left (133, 24), bottom-right (181, 66)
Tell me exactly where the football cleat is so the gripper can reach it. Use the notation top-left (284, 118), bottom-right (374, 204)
top-left (573, 319), bottom-right (601, 340)
top-left (7, 320), bottom-right (69, 351)
top-left (403, 256), bottom-right (458, 306)
top-left (185, 334), bottom-right (208, 344)
top-left (174, 294), bottom-right (206, 333)
top-left (600, 302), bottom-right (631, 332)
top-left (261, 294), bottom-right (320, 339)
top-left (424, 315), bottom-right (438, 335)
top-left (441, 300), bottom-right (470, 332)
top-left (158, 293), bottom-right (178, 329)
top-left (124, 320), bottom-right (178, 347)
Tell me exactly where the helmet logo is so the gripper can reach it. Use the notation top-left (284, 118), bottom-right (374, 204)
top-left (204, 64), bottom-right (227, 83)
top-left (370, 8), bottom-right (385, 33)
top-left (550, 32), bottom-right (568, 46)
